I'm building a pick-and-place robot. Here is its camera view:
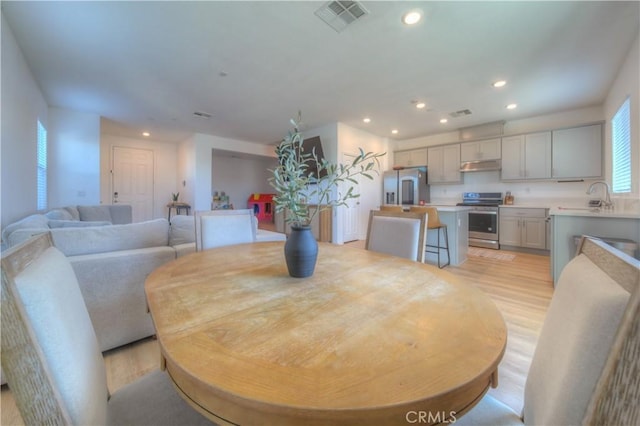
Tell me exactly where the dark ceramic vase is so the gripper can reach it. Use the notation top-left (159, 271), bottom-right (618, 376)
top-left (284, 225), bottom-right (318, 278)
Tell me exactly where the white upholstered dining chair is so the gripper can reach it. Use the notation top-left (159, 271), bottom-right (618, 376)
top-left (1, 233), bottom-right (214, 425)
top-left (195, 208), bottom-right (256, 251)
top-left (365, 210), bottom-right (428, 262)
top-left (455, 236), bottom-right (640, 426)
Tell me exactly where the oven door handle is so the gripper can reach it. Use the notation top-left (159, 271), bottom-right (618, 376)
top-left (470, 210), bottom-right (498, 215)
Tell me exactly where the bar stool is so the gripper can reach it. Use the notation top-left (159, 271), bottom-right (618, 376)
top-left (410, 206), bottom-right (450, 268)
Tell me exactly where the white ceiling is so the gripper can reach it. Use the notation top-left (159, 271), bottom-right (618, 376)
top-left (3, 1), bottom-right (638, 145)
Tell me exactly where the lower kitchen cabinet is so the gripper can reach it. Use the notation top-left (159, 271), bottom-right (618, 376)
top-left (500, 208), bottom-right (548, 250)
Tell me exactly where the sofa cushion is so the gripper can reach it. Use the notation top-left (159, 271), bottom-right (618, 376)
top-left (1, 214), bottom-right (49, 243)
top-left (108, 205), bottom-right (133, 225)
top-left (64, 206), bottom-right (81, 221)
top-left (77, 205), bottom-right (113, 223)
top-left (169, 215), bottom-right (195, 246)
top-left (51, 219), bottom-right (170, 256)
top-left (174, 242), bottom-right (196, 258)
top-left (45, 208), bottom-right (75, 221)
top-left (69, 247), bottom-right (174, 351)
top-left (48, 220), bottom-right (112, 229)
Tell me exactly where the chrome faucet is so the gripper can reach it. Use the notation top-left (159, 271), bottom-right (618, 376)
top-left (586, 181), bottom-right (613, 208)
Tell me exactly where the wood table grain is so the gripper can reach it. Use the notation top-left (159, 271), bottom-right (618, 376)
top-left (145, 242), bottom-right (507, 425)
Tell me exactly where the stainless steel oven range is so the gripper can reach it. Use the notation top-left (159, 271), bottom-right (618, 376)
top-left (457, 192), bottom-right (503, 250)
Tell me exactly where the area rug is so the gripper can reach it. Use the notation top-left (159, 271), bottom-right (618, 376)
top-left (467, 247), bottom-right (516, 261)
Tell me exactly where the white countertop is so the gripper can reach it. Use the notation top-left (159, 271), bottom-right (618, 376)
top-left (430, 205), bottom-right (472, 212)
top-left (549, 206), bottom-right (640, 219)
top-left (499, 204), bottom-right (549, 209)
top-left (382, 204), bottom-right (471, 212)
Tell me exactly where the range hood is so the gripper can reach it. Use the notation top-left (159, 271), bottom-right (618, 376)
top-left (460, 159), bottom-right (501, 172)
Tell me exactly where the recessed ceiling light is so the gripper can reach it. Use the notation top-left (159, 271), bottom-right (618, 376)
top-left (363, 117), bottom-right (371, 123)
top-left (142, 132), bottom-right (150, 137)
top-left (402, 10), bottom-right (422, 25)
top-left (439, 118), bottom-right (448, 124)
top-left (416, 102), bottom-right (426, 109)
top-left (506, 103), bottom-right (518, 110)
top-left (391, 129), bottom-right (399, 134)
top-left (493, 80), bottom-right (507, 88)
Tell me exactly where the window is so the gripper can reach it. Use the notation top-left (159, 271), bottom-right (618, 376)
top-left (37, 120), bottom-right (47, 210)
top-left (611, 97), bottom-right (631, 193)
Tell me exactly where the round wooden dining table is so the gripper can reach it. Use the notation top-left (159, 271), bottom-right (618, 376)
top-left (145, 242), bottom-right (507, 426)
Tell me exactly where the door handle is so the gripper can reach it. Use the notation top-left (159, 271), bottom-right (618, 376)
top-left (113, 192), bottom-right (119, 203)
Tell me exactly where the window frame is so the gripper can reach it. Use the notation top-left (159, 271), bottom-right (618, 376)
top-left (37, 119), bottom-right (48, 211)
top-left (611, 97), bottom-right (631, 194)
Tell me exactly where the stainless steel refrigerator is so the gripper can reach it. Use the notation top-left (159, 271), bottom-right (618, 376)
top-left (382, 167), bottom-right (430, 206)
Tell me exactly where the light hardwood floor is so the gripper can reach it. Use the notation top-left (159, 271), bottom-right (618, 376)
top-left (0, 243), bottom-right (553, 424)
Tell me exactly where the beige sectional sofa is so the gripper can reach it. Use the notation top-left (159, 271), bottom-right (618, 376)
top-left (2, 206), bottom-right (286, 387)
top-left (2, 206), bottom-right (285, 355)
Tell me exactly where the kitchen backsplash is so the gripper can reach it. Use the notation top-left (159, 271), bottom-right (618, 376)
top-left (428, 170), bottom-right (639, 210)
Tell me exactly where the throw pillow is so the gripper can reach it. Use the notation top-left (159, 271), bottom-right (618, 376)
top-left (45, 208), bottom-right (74, 221)
top-left (77, 206), bottom-right (113, 223)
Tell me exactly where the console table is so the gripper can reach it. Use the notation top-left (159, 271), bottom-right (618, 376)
top-left (166, 202), bottom-right (191, 222)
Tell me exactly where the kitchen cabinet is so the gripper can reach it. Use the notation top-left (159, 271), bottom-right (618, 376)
top-left (550, 210), bottom-right (639, 285)
top-left (500, 208), bottom-right (548, 250)
top-left (501, 132), bottom-right (551, 180)
top-left (552, 124), bottom-right (602, 179)
top-left (393, 148), bottom-right (427, 168)
top-left (460, 138), bottom-right (501, 162)
top-left (427, 144), bottom-right (461, 183)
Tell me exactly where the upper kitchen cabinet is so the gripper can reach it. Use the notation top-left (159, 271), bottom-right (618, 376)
top-left (501, 132), bottom-right (551, 180)
top-left (460, 138), bottom-right (501, 162)
top-left (552, 124), bottom-right (602, 179)
top-left (428, 144), bottom-right (462, 183)
top-left (393, 148), bottom-right (427, 168)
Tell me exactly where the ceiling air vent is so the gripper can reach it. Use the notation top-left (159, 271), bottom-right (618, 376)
top-left (193, 111), bottom-right (212, 119)
top-left (449, 109), bottom-right (472, 118)
top-left (315, 1), bottom-right (369, 33)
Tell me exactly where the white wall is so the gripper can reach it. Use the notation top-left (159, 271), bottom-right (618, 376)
top-left (336, 123), bottom-right (390, 243)
top-left (1, 13), bottom-right (49, 228)
top-left (100, 133), bottom-right (179, 219)
top-left (178, 133), bottom-right (277, 212)
top-left (604, 32), bottom-right (639, 199)
top-left (48, 108), bottom-right (101, 207)
top-left (211, 152), bottom-right (278, 210)
top-left (177, 137), bottom-right (195, 210)
top-left (274, 122), bottom-right (390, 243)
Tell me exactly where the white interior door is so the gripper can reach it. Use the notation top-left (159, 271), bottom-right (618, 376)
top-left (112, 147), bottom-right (154, 222)
top-left (342, 153), bottom-right (360, 243)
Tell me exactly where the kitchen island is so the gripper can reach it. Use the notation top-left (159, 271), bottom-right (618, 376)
top-left (549, 207), bottom-right (639, 285)
top-left (383, 205), bottom-right (471, 267)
